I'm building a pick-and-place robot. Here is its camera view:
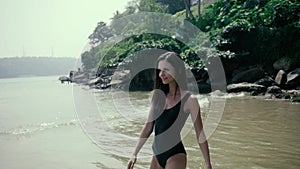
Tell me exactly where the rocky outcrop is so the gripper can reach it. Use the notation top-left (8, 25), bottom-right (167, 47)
top-left (58, 76), bottom-right (71, 83)
top-left (273, 57), bottom-right (294, 72)
top-left (286, 68), bottom-right (300, 89)
top-left (227, 82), bottom-right (266, 93)
top-left (254, 76), bottom-right (276, 87)
top-left (231, 67), bottom-right (265, 84)
top-left (274, 70), bottom-right (287, 87)
top-left (109, 69), bottom-right (131, 89)
top-left (225, 66), bottom-right (300, 101)
top-left (62, 55), bottom-right (299, 102)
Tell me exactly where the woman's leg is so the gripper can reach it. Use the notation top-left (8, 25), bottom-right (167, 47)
top-left (150, 155), bottom-right (164, 169)
top-left (165, 153), bottom-right (187, 169)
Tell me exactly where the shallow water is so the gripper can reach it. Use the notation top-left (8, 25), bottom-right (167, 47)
top-left (0, 76), bottom-right (299, 169)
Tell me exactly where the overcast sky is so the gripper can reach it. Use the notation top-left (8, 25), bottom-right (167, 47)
top-left (0, 0), bottom-right (132, 58)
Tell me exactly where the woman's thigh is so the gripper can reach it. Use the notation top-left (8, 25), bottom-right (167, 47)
top-left (150, 155), bottom-right (164, 169)
top-left (165, 153), bottom-right (187, 169)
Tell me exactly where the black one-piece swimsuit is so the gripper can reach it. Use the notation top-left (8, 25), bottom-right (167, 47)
top-left (152, 93), bottom-right (191, 168)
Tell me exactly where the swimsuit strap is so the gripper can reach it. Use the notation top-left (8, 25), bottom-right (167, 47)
top-left (181, 92), bottom-right (191, 105)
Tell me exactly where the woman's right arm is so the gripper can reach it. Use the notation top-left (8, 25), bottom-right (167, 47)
top-left (187, 95), bottom-right (212, 169)
top-left (127, 105), bottom-right (154, 169)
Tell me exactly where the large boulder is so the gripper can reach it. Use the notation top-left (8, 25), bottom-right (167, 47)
top-left (273, 57), bottom-right (293, 72)
top-left (88, 77), bottom-right (102, 86)
top-left (72, 72), bottom-right (89, 84)
top-left (286, 68), bottom-right (300, 89)
top-left (231, 67), bottom-right (265, 84)
top-left (255, 76), bottom-right (276, 87)
top-left (274, 70), bottom-right (287, 87)
top-left (129, 68), bottom-right (154, 91)
top-left (197, 82), bottom-right (211, 94)
top-left (109, 70), bottom-right (131, 88)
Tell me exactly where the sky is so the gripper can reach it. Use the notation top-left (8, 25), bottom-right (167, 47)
top-left (0, 0), bottom-right (132, 58)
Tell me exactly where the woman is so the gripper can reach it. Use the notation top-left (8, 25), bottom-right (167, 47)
top-left (127, 52), bottom-right (212, 169)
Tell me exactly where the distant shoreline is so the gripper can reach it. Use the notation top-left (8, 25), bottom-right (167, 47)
top-left (0, 74), bottom-right (68, 79)
top-left (0, 57), bottom-right (80, 79)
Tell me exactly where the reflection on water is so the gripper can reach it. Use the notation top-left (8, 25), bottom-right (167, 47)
top-left (74, 87), bottom-right (300, 169)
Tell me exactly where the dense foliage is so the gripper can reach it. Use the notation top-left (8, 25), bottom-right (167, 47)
top-left (81, 0), bottom-right (300, 75)
top-left (194, 0), bottom-right (300, 67)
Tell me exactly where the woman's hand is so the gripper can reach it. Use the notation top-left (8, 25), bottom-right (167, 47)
top-left (127, 155), bottom-right (137, 169)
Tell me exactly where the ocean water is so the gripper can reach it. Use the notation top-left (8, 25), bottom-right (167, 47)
top-left (0, 76), bottom-right (299, 169)
top-left (0, 76), bottom-right (123, 169)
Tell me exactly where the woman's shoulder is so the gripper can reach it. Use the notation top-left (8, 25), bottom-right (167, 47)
top-left (182, 91), bottom-right (200, 113)
top-left (184, 91), bottom-right (199, 105)
top-left (181, 90), bottom-right (196, 98)
top-left (180, 91), bottom-right (197, 104)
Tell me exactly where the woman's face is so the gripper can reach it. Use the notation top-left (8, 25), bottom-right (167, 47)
top-left (158, 59), bottom-right (176, 84)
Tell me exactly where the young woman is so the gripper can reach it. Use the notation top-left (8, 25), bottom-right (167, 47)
top-left (127, 52), bottom-right (212, 169)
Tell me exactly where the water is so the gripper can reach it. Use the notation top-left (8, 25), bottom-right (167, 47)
top-left (0, 76), bottom-right (299, 169)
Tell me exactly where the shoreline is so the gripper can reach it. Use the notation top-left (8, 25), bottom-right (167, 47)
top-left (60, 66), bottom-right (300, 103)
top-left (67, 77), bottom-right (300, 103)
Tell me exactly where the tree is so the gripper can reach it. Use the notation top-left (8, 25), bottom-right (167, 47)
top-left (88, 22), bottom-right (114, 46)
top-left (156, 0), bottom-right (186, 14)
top-left (183, 0), bottom-right (195, 19)
top-left (138, 0), bottom-right (167, 12)
top-left (198, 0), bottom-right (201, 19)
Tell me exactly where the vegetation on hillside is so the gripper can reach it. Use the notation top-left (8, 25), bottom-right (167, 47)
top-left (194, 0), bottom-right (300, 70)
top-left (81, 0), bottom-right (300, 77)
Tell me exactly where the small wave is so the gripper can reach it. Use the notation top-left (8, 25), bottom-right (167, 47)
top-left (0, 119), bottom-right (78, 137)
top-left (207, 90), bottom-right (249, 98)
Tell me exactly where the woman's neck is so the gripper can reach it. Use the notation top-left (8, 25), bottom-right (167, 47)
top-left (168, 82), bottom-right (179, 96)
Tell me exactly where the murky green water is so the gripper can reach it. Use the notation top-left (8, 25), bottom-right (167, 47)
top-left (74, 87), bottom-right (300, 169)
top-left (0, 76), bottom-right (299, 169)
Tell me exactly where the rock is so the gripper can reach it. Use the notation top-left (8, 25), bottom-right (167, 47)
top-left (112, 70), bottom-right (131, 80)
top-left (291, 96), bottom-right (300, 102)
top-left (58, 76), bottom-right (70, 83)
top-left (95, 83), bottom-right (111, 89)
top-left (265, 89), bottom-right (300, 101)
top-left (255, 76), bottom-right (276, 87)
top-left (88, 77), bottom-right (102, 86)
top-left (227, 82), bottom-right (267, 93)
top-left (129, 69), bottom-right (154, 91)
top-left (272, 92), bottom-right (291, 100)
top-left (274, 70), bottom-right (287, 87)
top-left (197, 82), bottom-right (211, 94)
top-left (109, 70), bottom-right (131, 88)
top-left (266, 86), bottom-right (282, 94)
top-left (72, 73), bottom-right (89, 84)
top-left (192, 69), bottom-right (208, 83)
top-left (286, 90), bottom-right (300, 98)
top-left (286, 68), bottom-right (300, 89)
top-left (231, 66), bottom-right (248, 79)
top-left (231, 67), bottom-right (265, 83)
top-left (273, 57), bottom-right (293, 72)
top-left (69, 71), bottom-right (76, 82)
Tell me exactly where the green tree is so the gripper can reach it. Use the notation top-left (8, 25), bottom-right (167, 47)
top-left (88, 22), bottom-right (113, 46)
top-left (138, 0), bottom-right (167, 12)
top-left (183, 0), bottom-right (195, 19)
top-left (156, 0), bottom-right (186, 14)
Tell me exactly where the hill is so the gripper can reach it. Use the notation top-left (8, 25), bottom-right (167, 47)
top-left (0, 57), bottom-right (80, 78)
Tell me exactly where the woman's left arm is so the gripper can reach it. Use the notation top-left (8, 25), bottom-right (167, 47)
top-left (186, 95), bottom-right (212, 169)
